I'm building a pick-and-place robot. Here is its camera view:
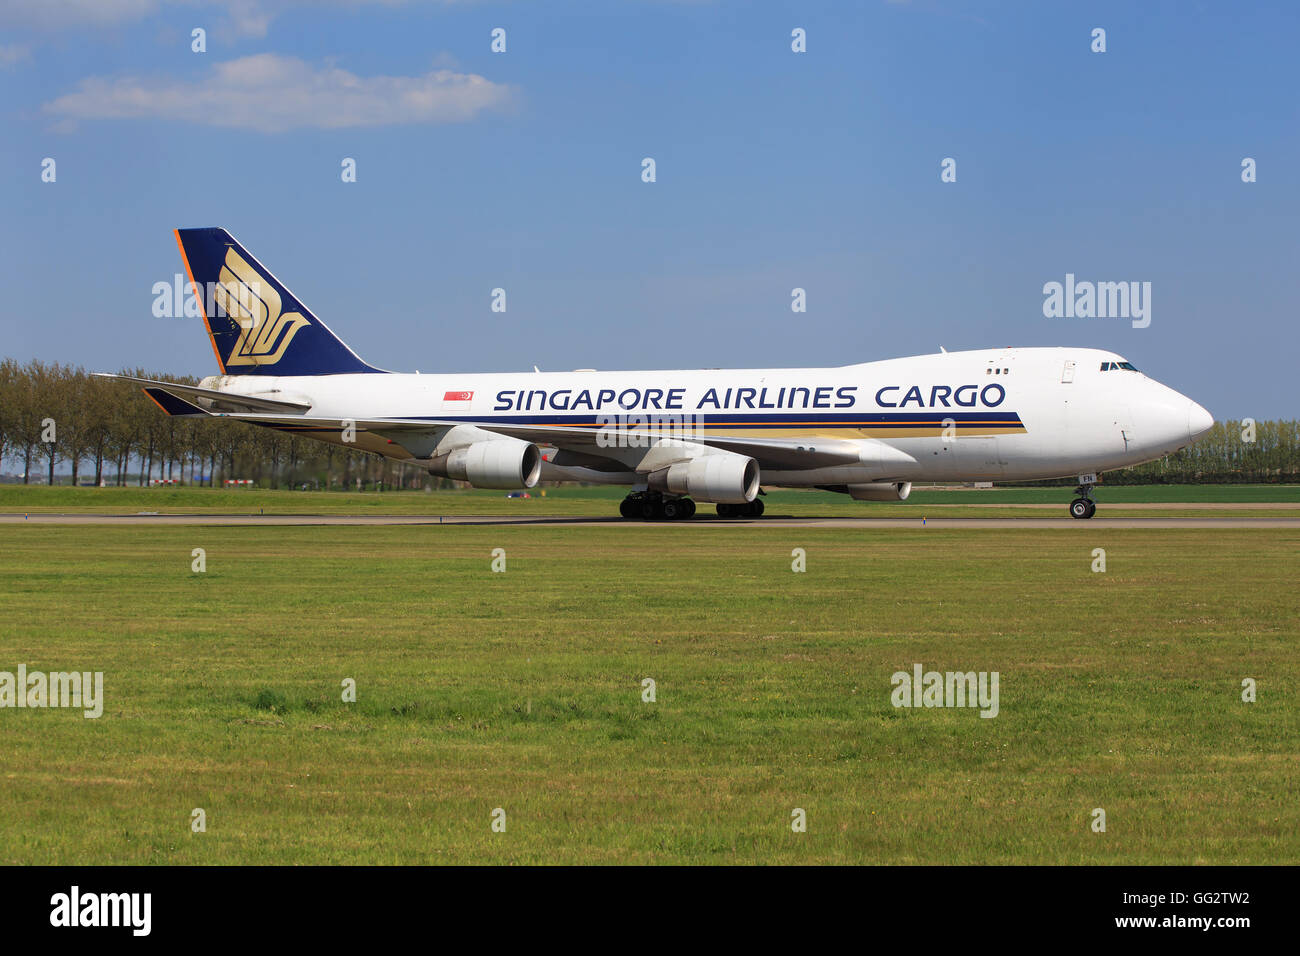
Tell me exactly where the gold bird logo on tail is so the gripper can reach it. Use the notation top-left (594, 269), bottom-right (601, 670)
top-left (214, 247), bottom-right (309, 367)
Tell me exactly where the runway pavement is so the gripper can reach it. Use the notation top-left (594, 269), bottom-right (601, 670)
top-left (2, 512), bottom-right (1297, 529)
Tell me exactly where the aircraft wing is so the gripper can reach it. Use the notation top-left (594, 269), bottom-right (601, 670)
top-left (432, 420), bottom-right (867, 469)
top-left (190, 411), bottom-right (870, 470)
top-left (116, 376), bottom-right (883, 470)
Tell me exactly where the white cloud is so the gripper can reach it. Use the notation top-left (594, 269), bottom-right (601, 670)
top-left (0, 44), bottom-right (33, 69)
top-left (43, 54), bottom-right (515, 132)
top-left (0, 0), bottom-right (161, 30)
top-left (221, 0), bottom-right (271, 39)
top-left (2, 1), bottom-right (476, 37)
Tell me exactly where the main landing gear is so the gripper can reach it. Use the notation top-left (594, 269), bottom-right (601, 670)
top-left (617, 491), bottom-right (767, 520)
top-left (1069, 478), bottom-right (1098, 519)
top-left (716, 499), bottom-right (764, 518)
top-left (619, 490), bottom-right (697, 521)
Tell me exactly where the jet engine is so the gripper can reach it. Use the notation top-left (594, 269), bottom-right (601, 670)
top-left (428, 438), bottom-right (542, 489)
top-left (845, 481), bottom-right (912, 502)
top-left (647, 451), bottom-right (759, 504)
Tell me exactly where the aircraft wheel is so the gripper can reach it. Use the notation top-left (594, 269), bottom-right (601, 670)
top-left (716, 503), bottom-right (735, 518)
top-left (681, 498), bottom-right (696, 519)
top-left (747, 498), bottom-right (765, 517)
top-left (640, 498), bottom-right (660, 520)
top-left (619, 498), bottom-right (637, 519)
top-left (1083, 499), bottom-right (1097, 519)
top-left (1069, 498), bottom-right (1091, 519)
top-left (662, 499), bottom-right (682, 520)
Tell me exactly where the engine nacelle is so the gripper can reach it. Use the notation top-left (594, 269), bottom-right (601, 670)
top-left (647, 452), bottom-right (759, 504)
top-left (846, 481), bottom-right (912, 502)
top-left (429, 438), bottom-right (541, 489)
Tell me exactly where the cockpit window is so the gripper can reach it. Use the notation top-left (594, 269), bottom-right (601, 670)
top-left (1100, 361), bottom-right (1140, 372)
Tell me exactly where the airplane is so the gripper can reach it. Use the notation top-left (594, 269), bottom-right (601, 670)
top-left (102, 227), bottom-right (1215, 520)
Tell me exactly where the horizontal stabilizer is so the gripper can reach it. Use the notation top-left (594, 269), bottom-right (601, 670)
top-left (96, 373), bottom-right (312, 414)
top-left (142, 387), bottom-right (208, 417)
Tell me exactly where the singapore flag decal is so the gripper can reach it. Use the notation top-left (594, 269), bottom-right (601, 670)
top-left (442, 389), bottom-right (474, 411)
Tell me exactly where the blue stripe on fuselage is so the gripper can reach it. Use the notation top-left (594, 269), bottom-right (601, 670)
top-left (387, 411), bottom-right (1025, 428)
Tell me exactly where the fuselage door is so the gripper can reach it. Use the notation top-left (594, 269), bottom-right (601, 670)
top-left (1061, 360), bottom-right (1076, 384)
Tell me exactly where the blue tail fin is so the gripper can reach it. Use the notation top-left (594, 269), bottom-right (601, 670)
top-left (175, 227), bottom-right (383, 376)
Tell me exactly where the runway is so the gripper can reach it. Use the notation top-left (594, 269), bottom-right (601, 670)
top-left (2, 513), bottom-right (1297, 529)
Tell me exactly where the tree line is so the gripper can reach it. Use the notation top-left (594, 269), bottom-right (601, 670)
top-left (0, 359), bottom-right (1296, 487)
top-left (0, 359), bottom-right (426, 489)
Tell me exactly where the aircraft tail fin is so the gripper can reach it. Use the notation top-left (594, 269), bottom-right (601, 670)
top-left (174, 227), bottom-right (383, 377)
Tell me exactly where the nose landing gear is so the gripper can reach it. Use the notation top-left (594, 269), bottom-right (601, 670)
top-left (1069, 497), bottom-right (1096, 519)
top-left (1069, 476), bottom-right (1097, 519)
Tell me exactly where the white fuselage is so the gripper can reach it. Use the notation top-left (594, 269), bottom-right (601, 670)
top-left (202, 346), bottom-right (1212, 487)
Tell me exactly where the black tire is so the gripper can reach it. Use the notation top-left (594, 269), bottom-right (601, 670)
top-left (747, 498), bottom-right (765, 517)
top-left (716, 503), bottom-right (734, 518)
top-left (1069, 498), bottom-right (1090, 519)
top-left (619, 498), bottom-right (636, 519)
top-left (662, 499), bottom-right (681, 520)
top-left (681, 498), bottom-right (696, 519)
top-left (1083, 499), bottom-right (1097, 519)
top-left (640, 499), bottom-right (659, 520)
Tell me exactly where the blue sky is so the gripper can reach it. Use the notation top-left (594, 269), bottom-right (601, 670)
top-left (2, 0), bottom-right (1297, 419)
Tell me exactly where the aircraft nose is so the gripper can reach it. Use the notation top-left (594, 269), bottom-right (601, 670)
top-left (1187, 400), bottom-right (1214, 441)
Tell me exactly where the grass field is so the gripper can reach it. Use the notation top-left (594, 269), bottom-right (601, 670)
top-left (3, 482), bottom-right (1300, 519)
top-left (1, 519), bottom-right (1296, 864)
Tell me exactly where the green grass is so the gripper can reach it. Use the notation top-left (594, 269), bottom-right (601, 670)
top-left (0, 523), bottom-right (1296, 864)
top-left (3, 482), bottom-right (1299, 519)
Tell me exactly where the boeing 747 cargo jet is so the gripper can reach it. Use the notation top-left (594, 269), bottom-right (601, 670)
top-left (103, 228), bottom-right (1215, 519)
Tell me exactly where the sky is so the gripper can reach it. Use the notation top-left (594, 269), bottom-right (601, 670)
top-left (1, 0), bottom-right (1297, 420)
